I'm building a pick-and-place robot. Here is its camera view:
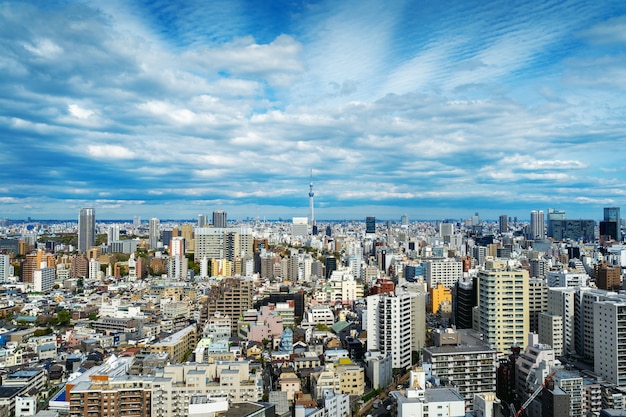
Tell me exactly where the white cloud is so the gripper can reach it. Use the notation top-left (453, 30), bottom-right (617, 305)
top-left (87, 145), bottom-right (136, 160)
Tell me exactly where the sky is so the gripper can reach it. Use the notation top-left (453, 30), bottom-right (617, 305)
top-left (2, 0), bottom-right (626, 221)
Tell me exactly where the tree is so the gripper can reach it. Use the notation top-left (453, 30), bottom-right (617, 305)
top-left (88, 312), bottom-right (98, 321)
top-left (56, 309), bottom-right (71, 327)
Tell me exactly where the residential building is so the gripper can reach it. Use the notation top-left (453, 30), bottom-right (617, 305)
top-left (423, 329), bottom-right (496, 412)
top-left (366, 292), bottom-right (412, 369)
top-left (474, 268), bottom-right (529, 353)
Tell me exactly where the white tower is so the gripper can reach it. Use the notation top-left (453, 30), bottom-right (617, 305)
top-left (308, 170), bottom-right (315, 227)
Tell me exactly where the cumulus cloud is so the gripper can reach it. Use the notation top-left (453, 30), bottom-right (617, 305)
top-left (2, 1), bottom-right (626, 220)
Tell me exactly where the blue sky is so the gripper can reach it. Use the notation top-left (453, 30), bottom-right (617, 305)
top-left (2, 0), bottom-right (626, 221)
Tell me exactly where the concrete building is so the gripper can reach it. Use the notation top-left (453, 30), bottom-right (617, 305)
top-left (78, 208), bottom-right (95, 253)
top-left (147, 325), bottom-right (197, 364)
top-left (594, 296), bottom-right (626, 385)
top-left (392, 370), bottom-right (465, 417)
top-left (474, 268), bottom-right (529, 353)
top-left (366, 292), bottom-right (412, 369)
top-left (423, 329), bottom-right (496, 413)
top-left (425, 259), bottom-right (463, 288)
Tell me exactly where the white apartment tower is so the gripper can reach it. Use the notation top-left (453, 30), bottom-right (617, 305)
top-left (0, 254), bottom-right (11, 281)
top-left (366, 293), bottom-right (412, 369)
top-left (594, 296), bottom-right (626, 386)
top-left (168, 237), bottom-right (187, 279)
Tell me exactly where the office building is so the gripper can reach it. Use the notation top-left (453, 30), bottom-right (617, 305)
top-left (530, 210), bottom-right (545, 240)
top-left (515, 333), bottom-right (557, 401)
top-left (499, 214), bottom-right (508, 233)
top-left (423, 329), bottom-right (496, 412)
top-left (366, 293), bottom-right (412, 369)
top-left (198, 214), bottom-right (208, 227)
top-left (453, 277), bottom-right (477, 329)
top-left (600, 207), bottom-right (621, 241)
top-left (365, 216), bottom-right (376, 234)
top-left (474, 268), bottom-right (529, 353)
top-left (549, 219), bottom-right (595, 242)
top-left (212, 210), bottom-right (227, 228)
top-left (291, 217), bottom-right (308, 236)
top-left (149, 217), bottom-right (160, 249)
top-left (78, 208), bottom-right (95, 253)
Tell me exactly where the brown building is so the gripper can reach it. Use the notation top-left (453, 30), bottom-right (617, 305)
top-left (203, 277), bottom-right (253, 335)
top-left (595, 262), bottom-right (621, 291)
top-left (71, 254), bottom-right (89, 278)
top-left (368, 278), bottom-right (395, 295)
top-left (69, 376), bottom-right (151, 417)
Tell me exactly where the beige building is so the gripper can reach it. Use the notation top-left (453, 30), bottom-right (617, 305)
top-left (473, 268), bottom-right (529, 353)
top-left (148, 325), bottom-right (197, 363)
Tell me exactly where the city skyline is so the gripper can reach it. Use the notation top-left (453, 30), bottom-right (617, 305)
top-left (2, 1), bottom-right (626, 221)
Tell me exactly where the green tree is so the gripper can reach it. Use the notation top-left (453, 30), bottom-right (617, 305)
top-left (56, 310), bottom-right (71, 327)
top-left (88, 312), bottom-right (98, 321)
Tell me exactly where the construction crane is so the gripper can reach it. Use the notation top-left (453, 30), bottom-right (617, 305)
top-left (514, 370), bottom-right (558, 417)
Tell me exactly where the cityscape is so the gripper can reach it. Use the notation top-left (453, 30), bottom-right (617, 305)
top-left (0, 202), bottom-right (624, 417)
top-left (4, 1), bottom-right (626, 417)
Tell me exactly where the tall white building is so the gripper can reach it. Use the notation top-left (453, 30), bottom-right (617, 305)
top-left (33, 267), bottom-right (55, 293)
top-left (0, 254), bottom-right (11, 281)
top-left (530, 210), bottom-right (545, 240)
top-left (539, 287), bottom-right (577, 356)
top-left (168, 237), bottom-right (187, 279)
top-left (89, 258), bottom-right (100, 280)
top-left (366, 293), bottom-right (412, 369)
top-left (594, 296), bottom-right (626, 386)
top-left (107, 224), bottom-right (120, 245)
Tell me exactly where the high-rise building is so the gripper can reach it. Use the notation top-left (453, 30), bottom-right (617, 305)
top-left (401, 214), bottom-right (409, 227)
top-left (594, 296), bottom-right (626, 386)
top-left (78, 208), bottom-right (95, 253)
top-left (0, 254), bottom-right (11, 281)
top-left (212, 210), bottom-right (227, 228)
top-left (168, 237), bottom-right (187, 280)
top-left (366, 293), bottom-right (412, 369)
top-left (474, 268), bottom-right (529, 353)
top-left (600, 207), bottom-right (621, 241)
top-left (107, 224), bottom-right (119, 245)
top-left (499, 214), bottom-right (508, 233)
top-left (365, 216), bottom-right (376, 234)
top-left (149, 218), bottom-right (160, 249)
top-left (198, 214), bottom-right (208, 227)
top-left (530, 210), bottom-right (545, 240)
